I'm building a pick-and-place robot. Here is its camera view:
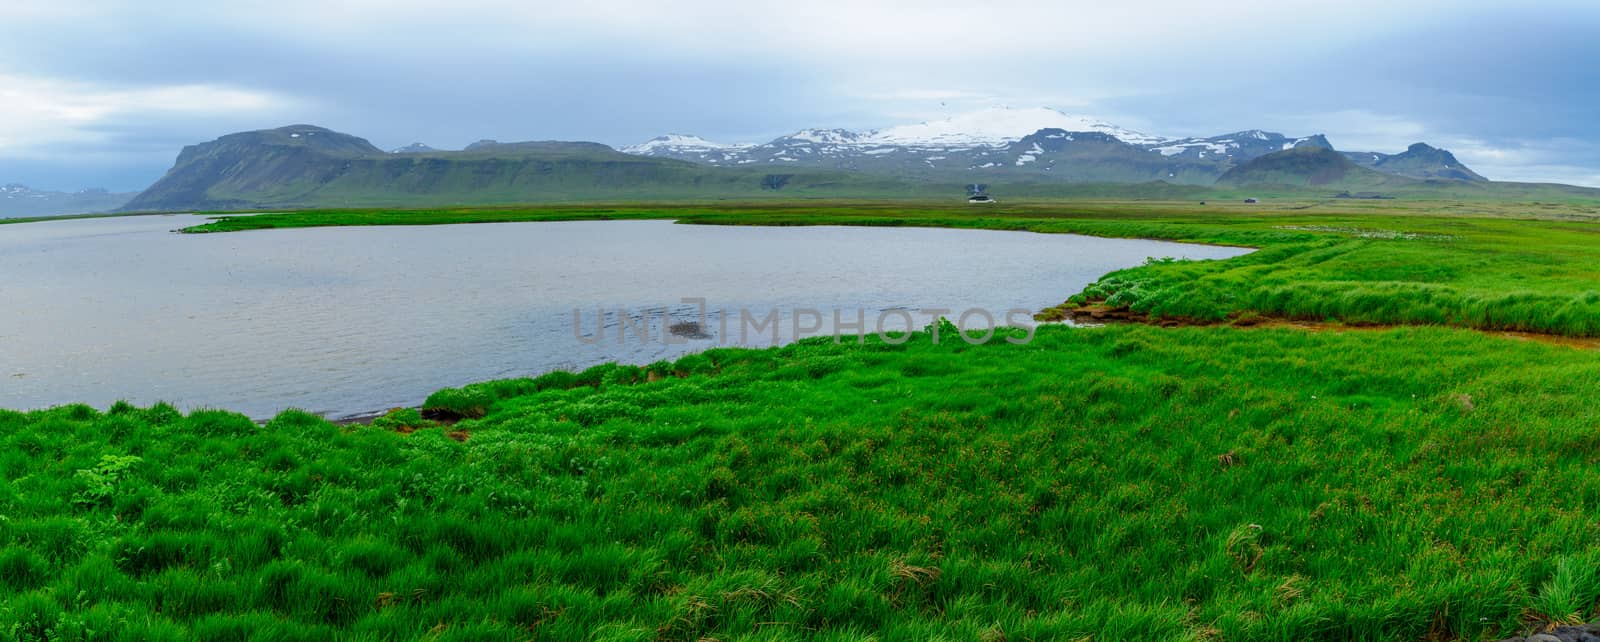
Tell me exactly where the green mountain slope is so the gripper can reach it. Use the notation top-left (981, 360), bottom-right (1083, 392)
top-left (120, 126), bottom-right (924, 211)
top-left (1216, 147), bottom-right (1416, 189)
top-left (1344, 143), bottom-right (1488, 181)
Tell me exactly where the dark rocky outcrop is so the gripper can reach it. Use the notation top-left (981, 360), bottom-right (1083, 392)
top-left (1498, 621), bottom-right (1600, 642)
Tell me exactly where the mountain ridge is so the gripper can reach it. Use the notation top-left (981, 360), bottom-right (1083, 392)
top-left (619, 108), bottom-right (1478, 187)
top-left (116, 111), bottom-right (1592, 212)
top-left (119, 126), bottom-right (921, 211)
top-left (1344, 143), bottom-right (1487, 182)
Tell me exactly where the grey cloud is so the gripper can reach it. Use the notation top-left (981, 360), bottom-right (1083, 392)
top-left (1, 1), bottom-right (1597, 189)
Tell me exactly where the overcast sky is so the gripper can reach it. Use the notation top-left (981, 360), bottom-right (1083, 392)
top-left (2, 0), bottom-right (1597, 191)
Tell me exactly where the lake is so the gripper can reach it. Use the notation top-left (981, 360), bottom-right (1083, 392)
top-left (0, 215), bottom-right (1251, 418)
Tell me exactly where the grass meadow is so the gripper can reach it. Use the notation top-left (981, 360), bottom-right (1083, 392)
top-left (4, 200), bottom-right (1600, 640)
top-left (3, 324), bottom-right (1599, 640)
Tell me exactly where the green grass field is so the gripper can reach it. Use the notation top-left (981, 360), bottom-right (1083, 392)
top-left (4, 325), bottom-right (1599, 640)
top-left (5, 199), bottom-right (1600, 640)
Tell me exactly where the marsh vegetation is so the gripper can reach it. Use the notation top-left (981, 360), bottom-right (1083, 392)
top-left (4, 199), bottom-right (1600, 640)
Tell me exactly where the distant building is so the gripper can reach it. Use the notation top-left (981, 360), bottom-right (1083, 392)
top-left (1244, 198), bottom-right (1259, 204)
top-left (967, 195), bottom-right (997, 204)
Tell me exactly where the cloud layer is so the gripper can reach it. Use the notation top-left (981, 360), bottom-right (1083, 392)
top-left (1, 0), bottom-right (1596, 190)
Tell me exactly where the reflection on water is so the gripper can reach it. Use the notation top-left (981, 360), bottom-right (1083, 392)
top-left (0, 216), bottom-right (1250, 418)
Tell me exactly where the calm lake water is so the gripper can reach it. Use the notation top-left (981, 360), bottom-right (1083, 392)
top-left (0, 215), bottom-right (1250, 418)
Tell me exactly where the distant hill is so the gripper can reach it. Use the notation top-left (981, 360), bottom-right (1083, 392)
top-left (1344, 143), bottom-right (1487, 182)
top-left (121, 126), bottom-right (920, 211)
top-left (1216, 147), bottom-right (1413, 188)
top-left (0, 184), bottom-right (135, 218)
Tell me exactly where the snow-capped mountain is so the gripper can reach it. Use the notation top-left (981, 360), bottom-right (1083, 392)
top-left (620, 107), bottom-right (1252, 184)
top-left (618, 106), bottom-right (1485, 186)
top-left (1147, 131), bottom-right (1333, 163)
top-left (774, 128), bottom-right (868, 146)
top-left (863, 106), bottom-right (1166, 147)
top-left (611, 107), bottom-right (1488, 187)
top-left (390, 142), bottom-right (439, 153)
top-left (626, 107), bottom-right (1165, 158)
top-left (621, 134), bottom-right (753, 155)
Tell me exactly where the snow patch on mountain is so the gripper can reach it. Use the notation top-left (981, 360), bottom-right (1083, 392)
top-left (623, 106), bottom-right (1168, 161)
top-left (621, 134), bottom-right (748, 155)
top-left (390, 142), bottom-right (439, 154)
top-left (779, 129), bottom-right (865, 145)
top-left (1153, 139), bottom-right (1238, 157)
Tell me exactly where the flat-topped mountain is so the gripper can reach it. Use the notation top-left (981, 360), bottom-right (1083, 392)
top-left (457, 140), bottom-right (624, 157)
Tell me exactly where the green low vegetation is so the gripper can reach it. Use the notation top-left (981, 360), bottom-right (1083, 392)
top-left (7, 198), bottom-right (1600, 640)
top-left (1051, 214), bottom-right (1600, 336)
top-left (3, 324), bottom-right (1599, 640)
